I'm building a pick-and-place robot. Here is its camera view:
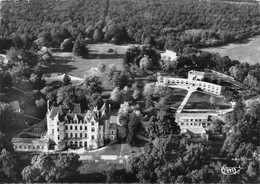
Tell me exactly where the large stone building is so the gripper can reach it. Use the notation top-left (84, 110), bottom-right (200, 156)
top-left (158, 70), bottom-right (225, 96)
top-left (12, 102), bottom-right (117, 152)
top-left (46, 102), bottom-right (117, 150)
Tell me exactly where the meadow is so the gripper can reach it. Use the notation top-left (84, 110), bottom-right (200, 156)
top-left (184, 91), bottom-right (232, 110)
top-left (202, 35), bottom-right (260, 65)
top-left (47, 43), bottom-right (129, 78)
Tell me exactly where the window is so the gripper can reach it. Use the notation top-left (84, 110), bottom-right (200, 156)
top-left (80, 133), bottom-right (82, 138)
top-left (80, 126), bottom-right (82, 130)
top-left (66, 126), bottom-right (68, 130)
top-left (194, 123), bottom-right (197, 126)
top-left (57, 122), bottom-right (59, 125)
top-left (92, 135), bottom-right (95, 140)
top-left (80, 142), bottom-right (82, 147)
top-left (70, 126), bottom-right (72, 130)
top-left (91, 128), bottom-right (95, 132)
top-left (52, 129), bottom-right (54, 134)
top-left (75, 126), bottom-right (77, 130)
top-left (85, 126), bottom-right (87, 130)
top-left (181, 123), bottom-right (184, 125)
top-left (75, 133), bottom-right (77, 138)
top-left (91, 122), bottom-right (94, 126)
top-left (66, 133), bottom-right (68, 137)
top-left (70, 133), bottom-right (73, 137)
top-left (58, 136), bottom-right (60, 140)
top-left (190, 123), bottom-right (193, 126)
top-left (37, 145), bottom-right (40, 149)
top-left (57, 128), bottom-right (59, 132)
top-left (74, 120), bottom-right (77, 124)
top-left (85, 133), bottom-right (87, 138)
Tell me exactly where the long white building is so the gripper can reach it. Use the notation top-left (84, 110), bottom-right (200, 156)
top-left (158, 70), bottom-right (225, 96)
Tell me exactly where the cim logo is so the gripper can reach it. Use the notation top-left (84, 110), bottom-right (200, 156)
top-left (221, 165), bottom-right (243, 175)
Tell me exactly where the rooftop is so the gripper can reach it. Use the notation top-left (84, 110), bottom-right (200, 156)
top-left (9, 101), bottom-right (21, 111)
top-left (12, 137), bottom-right (49, 144)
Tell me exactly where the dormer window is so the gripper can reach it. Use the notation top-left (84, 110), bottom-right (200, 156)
top-left (74, 120), bottom-right (77, 124)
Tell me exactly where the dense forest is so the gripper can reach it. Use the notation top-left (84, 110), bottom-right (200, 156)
top-left (0, 0), bottom-right (260, 51)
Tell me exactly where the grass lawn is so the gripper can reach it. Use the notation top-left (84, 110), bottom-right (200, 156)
top-left (47, 43), bottom-right (129, 78)
top-left (184, 91), bottom-right (232, 110)
top-left (167, 88), bottom-right (188, 108)
top-left (202, 35), bottom-right (260, 65)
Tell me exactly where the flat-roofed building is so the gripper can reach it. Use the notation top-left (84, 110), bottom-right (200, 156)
top-left (158, 70), bottom-right (225, 95)
top-left (12, 137), bottom-right (50, 152)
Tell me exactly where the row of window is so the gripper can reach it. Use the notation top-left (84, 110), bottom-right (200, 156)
top-left (69, 141), bottom-right (87, 148)
top-left (14, 145), bottom-right (45, 150)
top-left (198, 83), bottom-right (220, 91)
top-left (179, 122), bottom-right (211, 126)
top-left (65, 125), bottom-right (96, 132)
top-left (181, 119), bottom-right (207, 122)
top-left (167, 80), bottom-right (188, 85)
top-left (64, 120), bottom-right (96, 125)
top-left (64, 133), bottom-right (95, 140)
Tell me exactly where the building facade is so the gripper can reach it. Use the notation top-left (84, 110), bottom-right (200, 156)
top-left (158, 70), bottom-right (225, 96)
top-left (175, 113), bottom-right (213, 140)
top-left (46, 103), bottom-right (117, 150)
top-left (12, 137), bottom-right (50, 152)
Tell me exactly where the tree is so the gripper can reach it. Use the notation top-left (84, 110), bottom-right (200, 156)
top-left (93, 28), bottom-right (103, 42)
top-left (126, 113), bottom-right (141, 147)
top-left (0, 149), bottom-right (18, 181)
top-left (139, 56), bottom-right (152, 70)
top-left (88, 93), bottom-right (104, 110)
top-left (146, 114), bottom-right (180, 140)
top-left (126, 134), bottom-right (214, 183)
top-left (22, 153), bottom-right (81, 183)
top-left (110, 87), bottom-right (122, 103)
top-left (83, 74), bottom-right (102, 94)
top-left (73, 41), bottom-right (88, 58)
top-left (63, 73), bottom-right (71, 86)
top-left (11, 35), bottom-right (24, 49)
top-left (208, 119), bottom-right (225, 133)
top-left (60, 38), bottom-right (73, 52)
top-left (97, 63), bottom-right (106, 73)
top-left (55, 153), bottom-right (81, 182)
top-left (21, 154), bottom-right (56, 183)
top-left (243, 74), bottom-right (258, 89)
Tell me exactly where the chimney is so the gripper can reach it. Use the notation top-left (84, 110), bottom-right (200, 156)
top-left (47, 100), bottom-right (50, 112)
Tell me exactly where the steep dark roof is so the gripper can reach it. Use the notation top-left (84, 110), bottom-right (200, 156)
top-left (49, 106), bottom-right (63, 119)
top-left (72, 104), bottom-right (82, 113)
top-left (9, 101), bottom-right (21, 111)
top-left (109, 123), bottom-right (117, 130)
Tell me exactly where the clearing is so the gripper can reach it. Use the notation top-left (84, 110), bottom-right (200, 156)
top-left (46, 43), bottom-right (129, 78)
top-left (184, 91), bottom-right (232, 110)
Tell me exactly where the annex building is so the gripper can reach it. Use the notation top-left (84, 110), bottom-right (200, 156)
top-left (158, 70), bottom-right (225, 96)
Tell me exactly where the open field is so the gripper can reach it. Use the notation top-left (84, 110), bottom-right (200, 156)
top-left (46, 43), bottom-right (129, 78)
top-left (184, 91), bottom-right (232, 110)
top-left (202, 35), bottom-right (260, 65)
top-left (167, 88), bottom-right (188, 108)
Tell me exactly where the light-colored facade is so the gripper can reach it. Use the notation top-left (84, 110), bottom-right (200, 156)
top-left (12, 137), bottom-right (50, 152)
top-left (175, 113), bottom-right (212, 140)
top-left (46, 103), bottom-right (117, 150)
top-left (158, 70), bottom-right (225, 95)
